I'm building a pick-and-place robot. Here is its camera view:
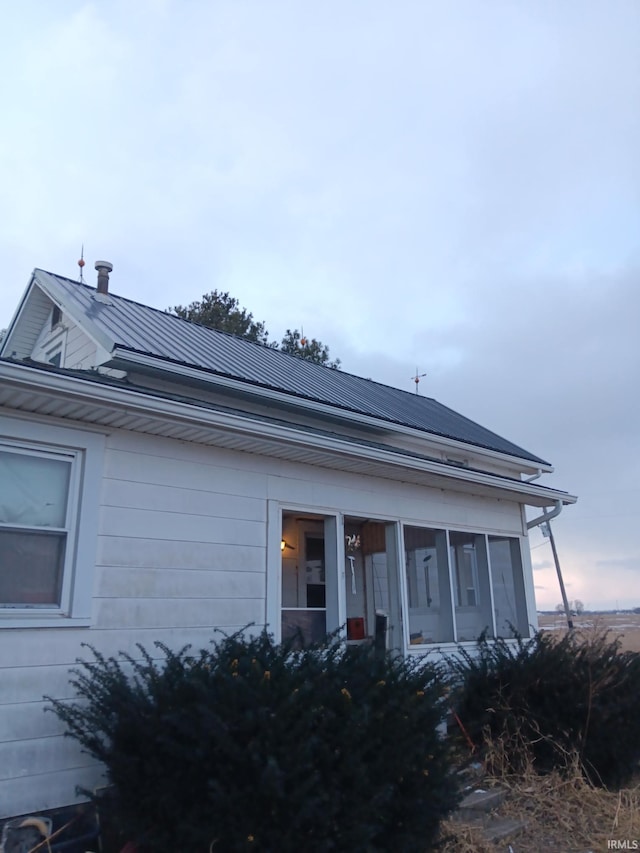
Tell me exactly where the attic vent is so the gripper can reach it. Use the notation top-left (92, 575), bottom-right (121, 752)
top-left (95, 260), bottom-right (113, 294)
top-left (51, 305), bottom-right (61, 329)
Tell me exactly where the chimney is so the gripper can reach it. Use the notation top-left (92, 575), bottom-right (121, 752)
top-left (95, 260), bottom-right (113, 294)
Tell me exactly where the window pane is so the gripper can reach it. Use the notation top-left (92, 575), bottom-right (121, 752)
top-left (403, 525), bottom-right (454, 644)
top-left (449, 531), bottom-right (480, 607)
top-left (281, 609), bottom-right (327, 646)
top-left (0, 530), bottom-right (66, 606)
top-left (449, 531), bottom-right (493, 642)
top-left (488, 536), bottom-right (529, 637)
top-left (0, 451), bottom-right (71, 527)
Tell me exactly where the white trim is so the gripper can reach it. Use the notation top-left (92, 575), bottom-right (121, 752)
top-left (265, 500), bottom-right (282, 640)
top-left (445, 530), bottom-right (458, 643)
top-left (0, 416), bottom-right (104, 629)
top-left (33, 271), bottom-right (117, 358)
top-left (0, 361), bottom-right (576, 509)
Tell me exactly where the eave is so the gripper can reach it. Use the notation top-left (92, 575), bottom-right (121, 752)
top-left (109, 347), bottom-right (553, 477)
top-left (0, 359), bottom-right (576, 510)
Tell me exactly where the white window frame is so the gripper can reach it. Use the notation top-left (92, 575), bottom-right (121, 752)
top-left (399, 522), bottom-right (531, 650)
top-left (0, 415), bottom-right (104, 628)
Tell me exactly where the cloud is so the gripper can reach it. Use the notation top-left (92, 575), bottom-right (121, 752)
top-left (0, 0), bottom-right (638, 609)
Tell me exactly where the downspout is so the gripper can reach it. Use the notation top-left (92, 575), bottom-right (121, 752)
top-left (526, 499), bottom-right (563, 530)
top-left (526, 500), bottom-right (574, 631)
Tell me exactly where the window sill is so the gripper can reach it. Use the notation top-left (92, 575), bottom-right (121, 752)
top-left (0, 612), bottom-right (92, 629)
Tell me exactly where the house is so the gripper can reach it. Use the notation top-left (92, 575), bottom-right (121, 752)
top-left (0, 262), bottom-right (576, 819)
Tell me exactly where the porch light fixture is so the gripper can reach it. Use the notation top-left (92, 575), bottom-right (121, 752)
top-left (281, 539), bottom-right (294, 551)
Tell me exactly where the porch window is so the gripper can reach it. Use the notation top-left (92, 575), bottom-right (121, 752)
top-left (0, 445), bottom-right (74, 608)
top-left (488, 535), bottom-right (529, 637)
top-left (403, 525), bottom-right (529, 646)
top-left (403, 526), bottom-right (454, 644)
top-left (281, 515), bottom-right (330, 645)
top-left (449, 531), bottom-right (494, 642)
top-left (279, 512), bottom-right (403, 650)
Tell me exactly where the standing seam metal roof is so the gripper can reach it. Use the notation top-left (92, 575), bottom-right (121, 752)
top-left (34, 270), bottom-right (549, 465)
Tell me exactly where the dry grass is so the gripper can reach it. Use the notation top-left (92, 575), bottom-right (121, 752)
top-left (440, 737), bottom-right (640, 853)
top-left (538, 611), bottom-right (640, 653)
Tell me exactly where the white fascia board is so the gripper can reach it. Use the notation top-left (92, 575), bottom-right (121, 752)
top-left (33, 270), bottom-right (117, 360)
top-left (110, 348), bottom-right (552, 476)
top-left (0, 360), bottom-right (576, 508)
top-left (0, 272), bottom-right (42, 358)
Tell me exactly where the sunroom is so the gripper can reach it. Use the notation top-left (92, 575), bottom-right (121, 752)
top-left (275, 508), bottom-right (531, 655)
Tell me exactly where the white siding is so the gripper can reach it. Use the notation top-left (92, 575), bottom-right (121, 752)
top-left (30, 314), bottom-right (98, 370)
top-left (63, 323), bottom-right (97, 369)
top-left (0, 421), bottom-right (528, 819)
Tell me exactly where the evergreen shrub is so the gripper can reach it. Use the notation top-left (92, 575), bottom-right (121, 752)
top-left (447, 629), bottom-right (640, 787)
top-left (48, 631), bottom-right (458, 852)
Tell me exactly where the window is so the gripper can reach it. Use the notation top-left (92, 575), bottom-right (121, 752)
top-left (277, 511), bottom-right (403, 650)
top-left (0, 418), bottom-right (104, 627)
top-left (0, 445), bottom-right (76, 608)
top-left (488, 536), bottom-right (529, 637)
top-left (271, 504), bottom-right (531, 652)
top-left (281, 517), bottom-right (328, 645)
top-left (404, 525), bottom-right (529, 646)
top-left (403, 526), bottom-right (454, 644)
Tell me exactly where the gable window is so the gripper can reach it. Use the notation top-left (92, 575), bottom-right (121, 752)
top-left (0, 445), bottom-right (76, 608)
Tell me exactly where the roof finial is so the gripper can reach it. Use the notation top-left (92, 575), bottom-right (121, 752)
top-left (411, 367), bottom-right (427, 394)
top-left (78, 245), bottom-right (85, 283)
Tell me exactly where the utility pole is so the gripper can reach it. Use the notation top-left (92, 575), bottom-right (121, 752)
top-left (543, 520), bottom-right (573, 630)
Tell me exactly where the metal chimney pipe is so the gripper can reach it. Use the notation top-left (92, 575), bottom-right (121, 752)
top-left (95, 260), bottom-right (113, 294)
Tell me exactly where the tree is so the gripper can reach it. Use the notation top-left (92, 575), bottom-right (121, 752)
top-left (556, 599), bottom-right (584, 616)
top-left (169, 291), bottom-right (270, 344)
top-left (280, 328), bottom-right (341, 369)
top-left (168, 292), bottom-right (341, 368)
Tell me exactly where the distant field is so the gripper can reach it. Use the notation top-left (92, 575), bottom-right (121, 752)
top-left (537, 611), bottom-right (640, 653)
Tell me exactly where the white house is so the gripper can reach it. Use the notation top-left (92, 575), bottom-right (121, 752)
top-left (0, 263), bottom-right (576, 819)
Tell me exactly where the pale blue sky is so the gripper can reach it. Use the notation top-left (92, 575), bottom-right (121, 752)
top-left (1, 0), bottom-right (638, 608)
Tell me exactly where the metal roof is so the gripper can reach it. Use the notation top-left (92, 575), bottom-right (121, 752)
top-left (31, 269), bottom-right (549, 465)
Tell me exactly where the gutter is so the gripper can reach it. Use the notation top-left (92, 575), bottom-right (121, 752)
top-left (0, 359), bottom-right (576, 508)
top-left (109, 347), bottom-right (553, 475)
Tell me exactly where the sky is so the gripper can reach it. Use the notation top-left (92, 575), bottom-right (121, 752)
top-left (0, 1), bottom-right (638, 610)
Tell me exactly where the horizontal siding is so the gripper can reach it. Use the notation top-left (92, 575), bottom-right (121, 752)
top-left (2, 764), bottom-right (105, 820)
top-left (0, 624), bottom-right (248, 670)
top-left (97, 537), bottom-right (263, 571)
top-left (0, 735), bottom-right (91, 782)
top-left (1, 702), bottom-right (67, 742)
top-left (94, 596), bottom-right (265, 630)
top-left (64, 323), bottom-right (97, 369)
top-left (96, 566), bottom-right (265, 599)
top-left (99, 505), bottom-right (265, 546)
top-left (1, 663), bottom-right (81, 706)
top-left (104, 442), bottom-right (269, 497)
top-left (102, 478), bottom-right (266, 522)
top-left (1, 419), bottom-right (529, 819)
